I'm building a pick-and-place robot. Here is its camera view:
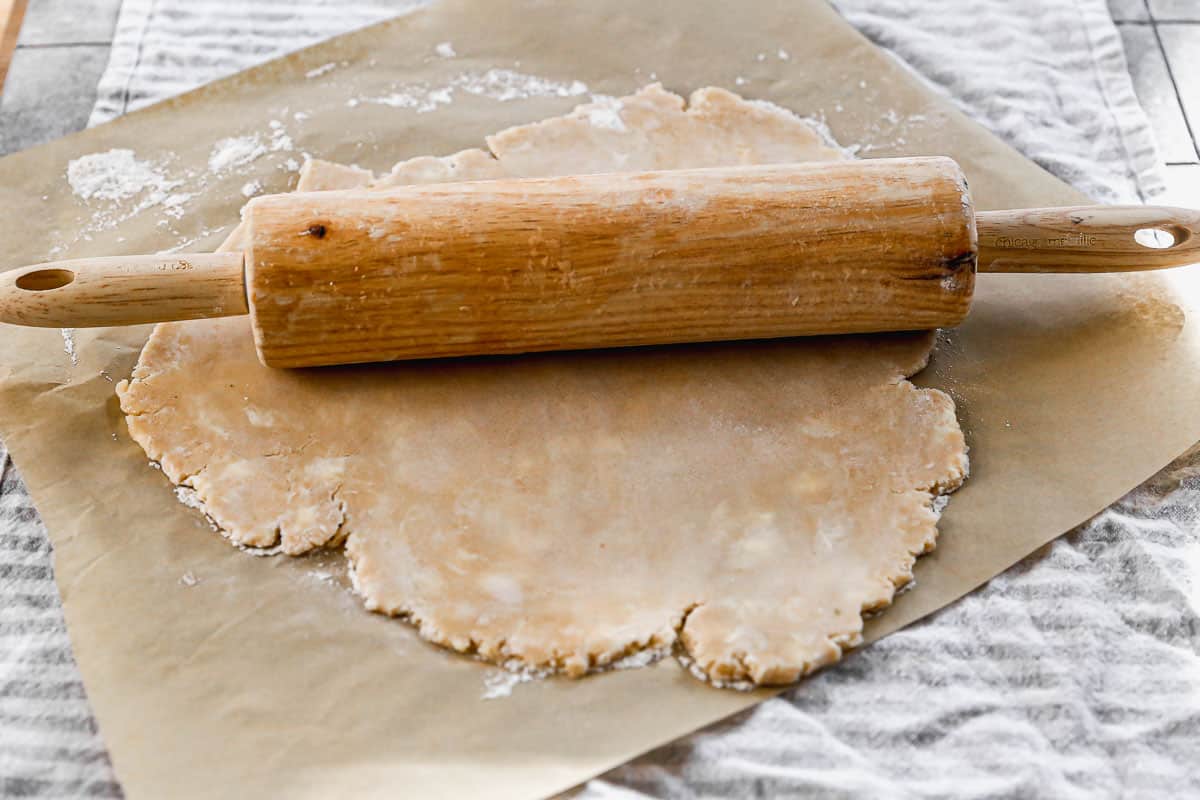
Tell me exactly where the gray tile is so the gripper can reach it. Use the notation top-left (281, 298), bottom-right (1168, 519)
top-left (1160, 164), bottom-right (1200, 207)
top-left (0, 45), bottom-right (108, 155)
top-left (1158, 24), bottom-right (1200, 158)
top-left (1110, 0), bottom-right (1150, 21)
top-left (18, 0), bottom-right (121, 46)
top-left (1149, 0), bottom-right (1200, 20)
top-left (1119, 24), bottom-right (1198, 162)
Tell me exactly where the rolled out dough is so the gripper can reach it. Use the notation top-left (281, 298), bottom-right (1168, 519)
top-left (117, 86), bottom-right (968, 686)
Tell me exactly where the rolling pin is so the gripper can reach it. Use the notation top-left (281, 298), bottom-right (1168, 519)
top-left (1, 156), bottom-right (1197, 368)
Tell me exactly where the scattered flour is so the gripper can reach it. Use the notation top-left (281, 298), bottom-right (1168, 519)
top-left (61, 123), bottom-right (294, 250)
top-left (60, 329), bottom-right (78, 366)
top-left (480, 658), bottom-right (553, 699)
top-left (361, 83), bottom-right (449, 112)
top-left (174, 484), bottom-right (209, 513)
top-left (481, 670), bottom-right (527, 699)
top-left (356, 69), bottom-right (589, 113)
top-left (677, 652), bottom-right (757, 692)
top-left (208, 135), bottom-right (268, 172)
top-left (67, 148), bottom-right (173, 202)
top-left (159, 192), bottom-right (193, 219)
top-left (434, 41), bottom-right (456, 58)
top-left (576, 94), bottom-right (627, 132)
top-left (304, 61), bottom-right (339, 79)
top-left (268, 120), bottom-right (293, 152)
top-left (158, 226), bottom-right (226, 254)
top-left (856, 108), bottom-right (933, 154)
top-left (610, 647), bottom-right (669, 670)
top-left (744, 99), bottom-right (862, 159)
top-left (778, 48), bottom-right (790, 60)
top-left (241, 180), bottom-right (262, 198)
top-left (479, 647), bottom-right (669, 699)
top-left (179, 571), bottom-right (200, 587)
top-left (459, 69), bottom-right (588, 102)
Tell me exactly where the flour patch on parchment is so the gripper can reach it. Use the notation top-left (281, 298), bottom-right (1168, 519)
top-left (350, 68), bottom-right (590, 112)
top-left (54, 118), bottom-right (300, 261)
top-left (117, 85), bottom-right (967, 688)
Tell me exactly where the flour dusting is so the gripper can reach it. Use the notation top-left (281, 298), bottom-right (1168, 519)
top-left (356, 69), bottom-right (589, 113)
top-left (268, 120), bottom-right (293, 152)
top-left (67, 148), bottom-right (174, 202)
top-left (459, 69), bottom-right (587, 101)
top-left (208, 135), bottom-right (267, 172)
top-left (479, 658), bottom-right (553, 699)
top-left (434, 41), bottom-right (456, 58)
top-left (576, 94), bottom-right (627, 132)
top-left (62, 126), bottom-right (296, 252)
top-left (610, 647), bottom-right (669, 670)
top-left (744, 99), bottom-right (861, 159)
top-left (241, 180), bottom-right (262, 198)
top-left (361, 85), bottom-right (455, 113)
top-left (60, 329), bottom-right (78, 366)
top-left (855, 109), bottom-right (932, 154)
top-left (304, 61), bottom-right (339, 79)
top-left (174, 485), bottom-right (207, 512)
top-left (481, 670), bottom-right (526, 699)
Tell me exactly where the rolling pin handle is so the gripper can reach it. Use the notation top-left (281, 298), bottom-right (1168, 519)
top-left (976, 205), bottom-right (1200, 273)
top-left (0, 252), bottom-right (249, 328)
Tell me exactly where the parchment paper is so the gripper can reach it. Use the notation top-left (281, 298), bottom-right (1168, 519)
top-left (0, 1), bottom-right (1197, 798)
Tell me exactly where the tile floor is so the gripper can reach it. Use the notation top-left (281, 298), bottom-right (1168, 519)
top-left (1110, 0), bottom-right (1200, 206)
top-left (0, 0), bottom-right (1197, 208)
top-left (0, 0), bottom-right (120, 153)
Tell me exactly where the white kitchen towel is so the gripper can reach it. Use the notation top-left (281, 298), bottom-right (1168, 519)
top-left (3, 1), bottom-right (1194, 798)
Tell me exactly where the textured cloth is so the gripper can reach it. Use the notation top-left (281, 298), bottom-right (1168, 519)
top-left (0, 445), bottom-right (123, 798)
top-left (2, 1), bottom-right (1194, 797)
top-left (88, 0), bottom-right (426, 126)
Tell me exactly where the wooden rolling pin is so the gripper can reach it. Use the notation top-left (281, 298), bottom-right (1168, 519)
top-left (1, 156), bottom-right (1197, 368)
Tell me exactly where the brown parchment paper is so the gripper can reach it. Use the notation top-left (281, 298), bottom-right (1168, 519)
top-left (1, 1), bottom-right (1198, 798)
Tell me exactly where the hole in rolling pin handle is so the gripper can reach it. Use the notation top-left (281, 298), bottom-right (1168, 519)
top-left (15, 268), bottom-right (75, 291)
top-left (1134, 226), bottom-right (1185, 250)
top-left (301, 223), bottom-right (327, 239)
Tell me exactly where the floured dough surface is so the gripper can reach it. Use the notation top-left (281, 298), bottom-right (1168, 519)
top-left (118, 85), bottom-right (967, 686)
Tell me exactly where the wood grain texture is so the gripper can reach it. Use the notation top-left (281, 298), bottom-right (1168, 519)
top-left (977, 205), bottom-right (1200, 272)
top-left (0, 0), bottom-right (27, 91)
top-left (245, 158), bottom-right (977, 367)
top-left (0, 252), bottom-right (247, 327)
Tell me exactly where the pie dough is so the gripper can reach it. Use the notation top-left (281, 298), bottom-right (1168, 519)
top-left (117, 85), bottom-right (967, 686)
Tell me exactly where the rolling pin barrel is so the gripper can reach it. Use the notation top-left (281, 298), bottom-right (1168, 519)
top-left (4, 157), bottom-right (1197, 369)
top-left (244, 157), bottom-right (977, 367)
